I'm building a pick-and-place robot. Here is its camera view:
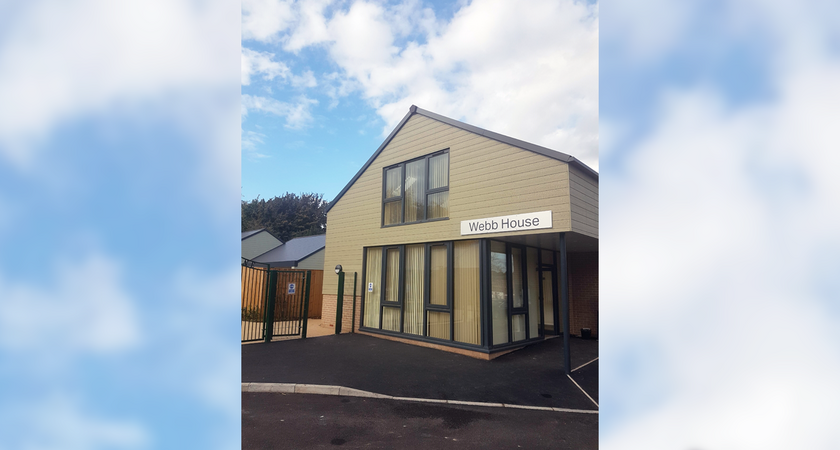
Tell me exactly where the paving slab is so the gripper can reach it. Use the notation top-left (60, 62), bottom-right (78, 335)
top-left (242, 333), bottom-right (598, 411)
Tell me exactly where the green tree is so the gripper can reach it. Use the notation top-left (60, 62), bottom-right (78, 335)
top-left (241, 192), bottom-right (328, 242)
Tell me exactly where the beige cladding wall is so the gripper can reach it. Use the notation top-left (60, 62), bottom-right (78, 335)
top-left (568, 163), bottom-right (599, 239)
top-left (322, 114), bottom-right (580, 322)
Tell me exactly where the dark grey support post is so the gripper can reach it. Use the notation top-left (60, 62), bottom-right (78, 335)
top-left (351, 272), bottom-right (357, 333)
top-left (559, 233), bottom-right (571, 375)
top-left (336, 271), bottom-right (345, 334)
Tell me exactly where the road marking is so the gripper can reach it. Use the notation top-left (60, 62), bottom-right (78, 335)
top-left (567, 374), bottom-right (598, 408)
top-left (243, 383), bottom-right (598, 414)
top-left (572, 357), bottom-right (598, 373)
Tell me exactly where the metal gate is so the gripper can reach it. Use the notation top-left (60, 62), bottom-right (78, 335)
top-left (241, 259), bottom-right (311, 343)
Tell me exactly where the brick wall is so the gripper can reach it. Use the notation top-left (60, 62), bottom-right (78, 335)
top-left (321, 293), bottom-right (362, 333)
top-left (568, 251), bottom-right (598, 338)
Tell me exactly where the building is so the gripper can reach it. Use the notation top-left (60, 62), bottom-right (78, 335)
top-left (250, 234), bottom-right (326, 270)
top-left (242, 233), bottom-right (327, 320)
top-left (322, 105), bottom-right (597, 361)
top-left (241, 228), bottom-right (283, 261)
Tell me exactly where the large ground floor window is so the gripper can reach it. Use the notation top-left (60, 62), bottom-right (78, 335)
top-left (362, 240), bottom-right (481, 346)
top-left (361, 238), bottom-right (558, 350)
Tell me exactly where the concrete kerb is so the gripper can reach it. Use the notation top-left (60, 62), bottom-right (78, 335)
top-left (242, 383), bottom-right (598, 414)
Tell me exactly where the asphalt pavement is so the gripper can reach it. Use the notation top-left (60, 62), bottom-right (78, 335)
top-left (243, 392), bottom-right (598, 450)
top-left (242, 333), bottom-right (598, 410)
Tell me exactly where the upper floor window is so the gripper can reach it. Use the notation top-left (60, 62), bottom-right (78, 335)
top-left (382, 151), bottom-right (449, 226)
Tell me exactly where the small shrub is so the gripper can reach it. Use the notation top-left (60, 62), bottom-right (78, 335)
top-left (241, 307), bottom-right (263, 322)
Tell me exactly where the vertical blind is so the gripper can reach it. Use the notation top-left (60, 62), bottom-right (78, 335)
top-left (426, 192), bottom-right (449, 220)
top-left (403, 244), bottom-right (424, 335)
top-left (384, 202), bottom-right (401, 225)
top-left (454, 240), bottom-right (481, 345)
top-left (428, 154), bottom-right (448, 189)
top-left (382, 306), bottom-right (400, 332)
top-left (404, 160), bottom-right (424, 223)
top-left (383, 167), bottom-right (402, 226)
top-left (426, 154), bottom-right (449, 219)
top-left (385, 167), bottom-right (401, 198)
top-left (363, 247), bottom-right (382, 328)
top-left (427, 311), bottom-right (450, 340)
top-left (366, 239), bottom-right (552, 349)
top-left (385, 248), bottom-right (400, 303)
top-left (429, 245), bottom-right (447, 305)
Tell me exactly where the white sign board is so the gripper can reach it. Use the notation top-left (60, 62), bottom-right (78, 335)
top-left (368, 282), bottom-right (374, 292)
top-left (460, 210), bottom-right (553, 236)
top-left (287, 283), bottom-right (296, 294)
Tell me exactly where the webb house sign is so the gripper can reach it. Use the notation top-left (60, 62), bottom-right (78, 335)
top-left (460, 211), bottom-right (553, 236)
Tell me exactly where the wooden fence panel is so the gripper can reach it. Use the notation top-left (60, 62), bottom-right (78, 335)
top-left (241, 266), bottom-right (324, 318)
top-left (306, 270), bottom-right (324, 319)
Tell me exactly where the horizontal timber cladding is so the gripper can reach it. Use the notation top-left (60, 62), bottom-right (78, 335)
top-left (569, 163), bottom-right (599, 239)
top-left (323, 114), bottom-right (576, 318)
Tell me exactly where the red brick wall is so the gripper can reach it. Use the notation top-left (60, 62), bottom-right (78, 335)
top-left (568, 251), bottom-right (598, 338)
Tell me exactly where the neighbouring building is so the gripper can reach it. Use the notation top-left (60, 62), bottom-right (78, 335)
top-left (241, 228), bottom-right (283, 261)
top-left (242, 233), bottom-right (327, 320)
top-left (251, 234), bottom-right (326, 270)
top-left (322, 105), bottom-right (597, 361)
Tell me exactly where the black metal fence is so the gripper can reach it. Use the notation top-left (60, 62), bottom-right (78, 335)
top-left (241, 259), bottom-right (311, 343)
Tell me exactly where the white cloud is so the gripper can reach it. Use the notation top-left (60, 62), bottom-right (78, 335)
top-left (242, 129), bottom-right (269, 159)
top-left (242, 48), bottom-right (290, 85)
top-left (242, 0), bottom-right (296, 42)
top-left (291, 69), bottom-right (318, 88)
top-left (298, 0), bottom-right (599, 169)
top-left (0, 253), bottom-right (142, 353)
top-left (282, 0), bottom-right (333, 52)
top-left (240, 0), bottom-right (598, 169)
top-left (242, 94), bottom-right (318, 129)
top-left (0, 0), bottom-right (238, 168)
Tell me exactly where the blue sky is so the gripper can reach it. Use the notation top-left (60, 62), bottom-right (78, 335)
top-left (2, 0), bottom-right (840, 449)
top-left (241, 0), bottom-right (599, 202)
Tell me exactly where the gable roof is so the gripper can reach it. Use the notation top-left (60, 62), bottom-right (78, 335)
top-left (241, 229), bottom-right (263, 240)
top-left (241, 228), bottom-right (283, 244)
top-left (326, 105), bottom-right (598, 213)
top-left (252, 234), bottom-right (326, 267)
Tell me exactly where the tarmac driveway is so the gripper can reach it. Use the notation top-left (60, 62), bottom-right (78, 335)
top-left (242, 333), bottom-right (598, 411)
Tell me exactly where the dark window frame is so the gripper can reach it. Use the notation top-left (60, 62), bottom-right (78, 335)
top-left (357, 239), bottom-right (546, 353)
top-left (381, 150), bottom-right (449, 227)
top-left (379, 245), bottom-right (404, 332)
